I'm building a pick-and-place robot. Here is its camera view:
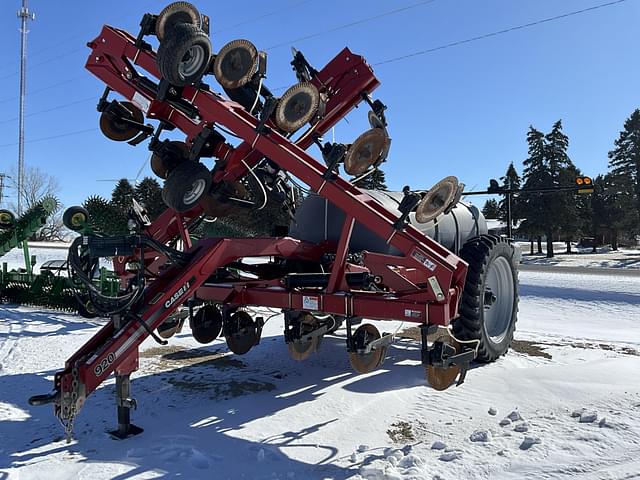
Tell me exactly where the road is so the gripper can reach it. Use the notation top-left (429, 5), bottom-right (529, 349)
top-left (520, 263), bottom-right (640, 277)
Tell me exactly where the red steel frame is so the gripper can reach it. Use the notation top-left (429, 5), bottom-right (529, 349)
top-left (50, 24), bottom-right (469, 420)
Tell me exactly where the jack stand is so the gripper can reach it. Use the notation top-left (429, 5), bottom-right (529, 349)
top-left (110, 374), bottom-right (143, 439)
top-left (109, 314), bottom-right (143, 439)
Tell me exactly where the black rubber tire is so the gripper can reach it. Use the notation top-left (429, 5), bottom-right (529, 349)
top-left (155, 2), bottom-right (202, 41)
top-left (0, 209), bottom-right (16, 229)
top-left (162, 160), bottom-right (211, 212)
top-left (63, 206), bottom-right (90, 231)
top-left (157, 23), bottom-right (211, 87)
top-left (76, 297), bottom-right (98, 319)
top-left (452, 235), bottom-right (519, 363)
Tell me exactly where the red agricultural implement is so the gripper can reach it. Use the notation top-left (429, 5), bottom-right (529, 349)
top-left (30, 3), bottom-right (519, 441)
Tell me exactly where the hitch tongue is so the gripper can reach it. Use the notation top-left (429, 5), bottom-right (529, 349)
top-left (28, 390), bottom-right (60, 406)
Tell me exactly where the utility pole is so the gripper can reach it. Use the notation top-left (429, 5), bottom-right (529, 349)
top-left (17, 0), bottom-right (35, 215)
top-left (0, 174), bottom-right (9, 206)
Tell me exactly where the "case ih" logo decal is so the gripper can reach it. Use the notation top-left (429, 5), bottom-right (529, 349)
top-left (165, 281), bottom-right (191, 309)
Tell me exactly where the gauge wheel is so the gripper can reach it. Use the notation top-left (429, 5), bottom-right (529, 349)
top-left (63, 206), bottom-right (90, 231)
top-left (157, 23), bottom-right (211, 87)
top-left (162, 160), bottom-right (211, 212)
top-left (0, 209), bottom-right (16, 229)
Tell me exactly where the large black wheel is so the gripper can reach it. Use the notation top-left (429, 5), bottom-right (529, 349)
top-left (162, 161), bottom-right (211, 212)
top-left (453, 235), bottom-right (518, 363)
top-left (155, 2), bottom-right (202, 41)
top-left (63, 206), bottom-right (90, 231)
top-left (157, 23), bottom-right (211, 87)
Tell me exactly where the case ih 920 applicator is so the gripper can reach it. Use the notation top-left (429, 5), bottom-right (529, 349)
top-left (30, 2), bottom-right (519, 440)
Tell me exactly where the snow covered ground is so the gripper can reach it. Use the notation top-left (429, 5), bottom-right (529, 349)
top-left (517, 242), bottom-right (640, 270)
top-left (1, 266), bottom-right (639, 479)
top-left (1, 243), bottom-right (69, 274)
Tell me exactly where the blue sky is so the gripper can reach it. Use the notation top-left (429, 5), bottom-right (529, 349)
top-left (0, 0), bottom-right (638, 209)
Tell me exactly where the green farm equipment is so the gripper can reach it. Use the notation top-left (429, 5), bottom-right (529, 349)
top-left (0, 198), bottom-right (120, 315)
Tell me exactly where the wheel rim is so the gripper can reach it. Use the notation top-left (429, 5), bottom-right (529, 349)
top-left (483, 256), bottom-right (514, 342)
top-left (183, 178), bottom-right (206, 205)
top-left (179, 44), bottom-right (206, 79)
top-left (71, 212), bottom-right (87, 227)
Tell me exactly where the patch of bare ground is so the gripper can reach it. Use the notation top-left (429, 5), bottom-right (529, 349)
top-left (140, 345), bottom-right (276, 398)
top-left (387, 421), bottom-right (415, 443)
top-left (140, 345), bottom-right (245, 371)
top-left (398, 327), bottom-right (639, 358)
top-left (510, 340), bottom-right (553, 359)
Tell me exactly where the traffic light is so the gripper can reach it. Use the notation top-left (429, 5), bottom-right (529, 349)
top-left (487, 179), bottom-right (501, 193)
top-left (575, 176), bottom-right (594, 194)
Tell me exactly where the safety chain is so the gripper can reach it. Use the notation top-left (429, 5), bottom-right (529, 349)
top-left (59, 364), bottom-right (80, 443)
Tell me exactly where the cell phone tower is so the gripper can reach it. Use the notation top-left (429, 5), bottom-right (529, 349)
top-left (17, 0), bottom-right (35, 215)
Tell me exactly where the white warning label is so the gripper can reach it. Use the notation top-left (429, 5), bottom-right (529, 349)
top-left (302, 295), bottom-right (319, 311)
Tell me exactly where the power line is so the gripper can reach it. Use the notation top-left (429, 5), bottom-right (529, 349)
top-left (0, 47), bottom-right (85, 81)
top-left (0, 96), bottom-right (95, 125)
top-left (0, 0), bottom-right (319, 79)
top-left (0, 0), bottom-right (159, 74)
top-left (0, 0), bottom-right (626, 150)
top-left (0, 75), bottom-right (85, 104)
top-left (265, 0), bottom-right (439, 50)
top-left (0, 127), bottom-right (98, 148)
top-left (213, 0), bottom-right (315, 34)
top-left (374, 0), bottom-right (631, 66)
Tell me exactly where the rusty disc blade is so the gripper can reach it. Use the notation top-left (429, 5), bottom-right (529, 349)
top-left (426, 339), bottom-right (461, 391)
top-left (155, 2), bottom-right (202, 41)
top-left (214, 39), bottom-right (259, 90)
top-left (99, 101), bottom-right (144, 142)
top-left (275, 82), bottom-right (320, 133)
top-left (157, 318), bottom-right (185, 339)
top-left (344, 128), bottom-right (389, 176)
top-left (151, 140), bottom-right (190, 179)
top-left (191, 304), bottom-right (223, 344)
top-left (225, 311), bottom-right (258, 355)
top-left (415, 176), bottom-right (459, 224)
top-left (349, 348), bottom-right (386, 374)
top-left (348, 323), bottom-right (386, 374)
top-left (288, 312), bottom-right (322, 361)
top-left (288, 336), bottom-right (321, 361)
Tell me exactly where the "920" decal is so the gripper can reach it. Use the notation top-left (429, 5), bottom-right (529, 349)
top-left (94, 352), bottom-right (116, 376)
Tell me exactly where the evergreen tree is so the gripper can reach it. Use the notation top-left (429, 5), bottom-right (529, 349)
top-left (498, 162), bottom-right (521, 226)
top-left (591, 174), bottom-right (628, 249)
top-left (519, 126), bottom-right (549, 253)
top-left (482, 199), bottom-right (500, 219)
top-left (607, 108), bottom-right (640, 235)
top-left (109, 179), bottom-right (136, 234)
top-left (545, 121), bottom-right (580, 254)
top-left (353, 168), bottom-right (388, 190)
top-left (83, 195), bottom-right (126, 235)
top-left (111, 179), bottom-right (136, 212)
top-left (134, 177), bottom-right (165, 220)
